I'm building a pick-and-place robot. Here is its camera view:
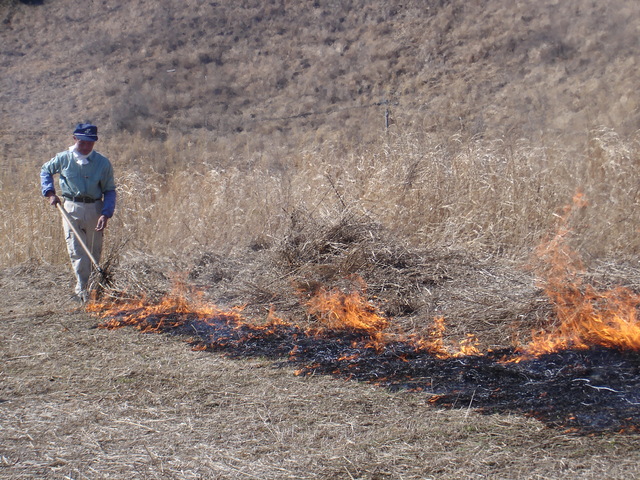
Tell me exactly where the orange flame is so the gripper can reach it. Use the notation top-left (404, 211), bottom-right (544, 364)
top-left (87, 276), bottom-right (249, 332)
top-left (413, 316), bottom-right (482, 358)
top-left (304, 287), bottom-right (389, 334)
top-left (91, 275), bottom-right (389, 341)
top-left (518, 192), bottom-right (640, 357)
top-left (91, 191), bottom-right (640, 364)
top-left (524, 285), bottom-right (640, 356)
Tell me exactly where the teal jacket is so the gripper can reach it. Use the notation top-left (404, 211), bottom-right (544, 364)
top-left (41, 150), bottom-right (117, 217)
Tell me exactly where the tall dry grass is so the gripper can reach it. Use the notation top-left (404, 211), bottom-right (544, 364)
top-left (2, 127), bottom-right (639, 270)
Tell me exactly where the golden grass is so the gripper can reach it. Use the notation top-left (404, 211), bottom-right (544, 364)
top-left (3, 1), bottom-right (640, 270)
top-left (3, 127), bottom-right (639, 270)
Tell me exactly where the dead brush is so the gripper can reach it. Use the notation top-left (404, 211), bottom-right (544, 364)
top-left (273, 206), bottom-right (432, 325)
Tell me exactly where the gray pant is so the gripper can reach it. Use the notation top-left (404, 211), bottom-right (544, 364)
top-left (62, 200), bottom-right (104, 295)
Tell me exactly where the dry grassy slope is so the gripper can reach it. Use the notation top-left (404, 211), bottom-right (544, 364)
top-left (1, 0), bottom-right (639, 150)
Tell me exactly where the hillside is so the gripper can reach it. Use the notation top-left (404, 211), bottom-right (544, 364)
top-left (2, 0), bottom-right (640, 153)
top-left (4, 4), bottom-right (640, 477)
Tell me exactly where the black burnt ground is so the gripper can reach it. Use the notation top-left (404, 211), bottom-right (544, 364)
top-left (100, 312), bottom-right (640, 434)
top-left (285, 339), bottom-right (640, 434)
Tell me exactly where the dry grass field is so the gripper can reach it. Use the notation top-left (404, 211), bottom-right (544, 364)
top-left (3, 0), bottom-right (640, 478)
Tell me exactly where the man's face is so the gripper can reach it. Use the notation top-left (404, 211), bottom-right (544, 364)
top-left (74, 137), bottom-right (95, 156)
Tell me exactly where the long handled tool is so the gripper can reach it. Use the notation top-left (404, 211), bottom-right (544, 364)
top-left (56, 202), bottom-right (105, 276)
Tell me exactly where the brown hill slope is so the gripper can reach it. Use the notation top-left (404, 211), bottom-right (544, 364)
top-left (2, 0), bottom-right (639, 150)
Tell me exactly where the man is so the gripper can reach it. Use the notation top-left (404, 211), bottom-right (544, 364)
top-left (40, 123), bottom-right (117, 303)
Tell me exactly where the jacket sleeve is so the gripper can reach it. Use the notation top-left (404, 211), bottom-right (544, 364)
top-left (100, 159), bottom-right (117, 217)
top-left (102, 190), bottom-right (117, 218)
top-left (40, 156), bottom-right (60, 196)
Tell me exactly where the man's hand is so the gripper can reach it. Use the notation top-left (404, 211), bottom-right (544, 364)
top-left (96, 215), bottom-right (109, 232)
top-left (46, 192), bottom-right (60, 206)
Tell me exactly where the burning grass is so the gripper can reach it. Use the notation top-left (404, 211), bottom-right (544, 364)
top-left (87, 271), bottom-right (640, 434)
top-left (517, 193), bottom-right (640, 358)
top-left (84, 195), bottom-right (640, 434)
top-left (87, 296), bottom-right (640, 434)
top-left (6, 294), bottom-right (640, 479)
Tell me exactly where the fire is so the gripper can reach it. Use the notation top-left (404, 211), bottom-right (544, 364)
top-left (89, 191), bottom-right (640, 366)
top-left (425, 315), bottom-right (446, 356)
top-left (457, 333), bottom-right (482, 356)
top-left (89, 275), bottom-right (481, 360)
top-left (86, 276), bottom-right (248, 332)
top-left (82, 201), bottom-right (640, 433)
top-left (522, 279), bottom-right (640, 356)
top-left (89, 275), bottom-right (391, 342)
top-left (518, 192), bottom-right (640, 357)
top-left (415, 316), bottom-right (482, 358)
top-left (303, 286), bottom-right (389, 334)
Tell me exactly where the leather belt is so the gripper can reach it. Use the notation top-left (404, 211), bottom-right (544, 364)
top-left (63, 195), bottom-right (98, 203)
